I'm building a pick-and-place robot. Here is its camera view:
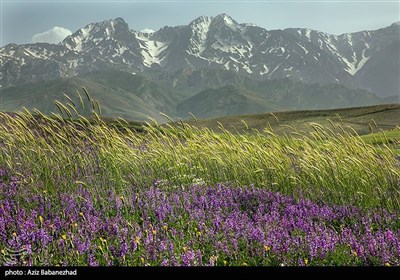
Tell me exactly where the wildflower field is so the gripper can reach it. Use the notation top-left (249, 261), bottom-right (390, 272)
top-left (0, 93), bottom-right (399, 266)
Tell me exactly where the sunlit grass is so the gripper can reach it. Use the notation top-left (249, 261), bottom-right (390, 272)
top-left (360, 128), bottom-right (400, 145)
top-left (0, 91), bottom-right (399, 210)
top-left (0, 90), bottom-right (399, 266)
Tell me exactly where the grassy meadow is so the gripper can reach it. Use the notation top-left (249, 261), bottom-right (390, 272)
top-left (0, 91), bottom-right (399, 266)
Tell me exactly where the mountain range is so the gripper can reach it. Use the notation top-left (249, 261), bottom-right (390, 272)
top-left (1, 14), bottom-right (399, 121)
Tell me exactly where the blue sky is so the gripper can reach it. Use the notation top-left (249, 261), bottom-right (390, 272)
top-left (1, 0), bottom-right (399, 46)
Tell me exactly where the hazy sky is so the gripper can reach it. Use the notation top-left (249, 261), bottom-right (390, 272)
top-left (1, 0), bottom-right (399, 46)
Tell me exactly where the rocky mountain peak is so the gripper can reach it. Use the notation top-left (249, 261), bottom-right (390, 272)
top-left (189, 15), bottom-right (212, 27)
top-left (61, 17), bottom-right (131, 52)
top-left (212, 13), bottom-right (238, 26)
top-left (1, 15), bottom-right (398, 98)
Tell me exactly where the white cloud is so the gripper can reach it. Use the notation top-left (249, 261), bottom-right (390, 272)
top-left (32, 26), bottom-right (72, 44)
top-left (140, 28), bottom-right (155, 33)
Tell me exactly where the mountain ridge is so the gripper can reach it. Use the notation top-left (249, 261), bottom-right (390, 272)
top-left (1, 14), bottom-right (399, 97)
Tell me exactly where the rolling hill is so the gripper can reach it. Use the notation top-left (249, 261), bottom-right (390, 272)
top-left (177, 85), bottom-right (288, 119)
top-left (0, 70), bottom-right (184, 122)
top-left (183, 103), bottom-right (400, 136)
top-left (1, 69), bottom-right (392, 122)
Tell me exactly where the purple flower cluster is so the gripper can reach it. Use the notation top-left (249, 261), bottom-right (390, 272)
top-left (1, 169), bottom-right (399, 266)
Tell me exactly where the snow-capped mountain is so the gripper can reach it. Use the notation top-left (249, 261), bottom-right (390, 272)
top-left (1, 14), bottom-right (399, 97)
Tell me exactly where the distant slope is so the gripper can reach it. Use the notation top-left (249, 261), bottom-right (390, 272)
top-left (354, 39), bottom-right (400, 98)
top-left (177, 85), bottom-right (288, 119)
top-left (184, 104), bottom-right (400, 136)
top-left (176, 78), bottom-right (386, 120)
top-left (0, 70), bottom-right (185, 122)
top-left (146, 68), bottom-right (261, 95)
top-left (251, 78), bottom-right (384, 111)
top-left (0, 69), bottom-right (391, 123)
top-left (81, 70), bottom-right (185, 117)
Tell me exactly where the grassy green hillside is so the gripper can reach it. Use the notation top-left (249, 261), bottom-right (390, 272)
top-left (183, 103), bottom-right (400, 136)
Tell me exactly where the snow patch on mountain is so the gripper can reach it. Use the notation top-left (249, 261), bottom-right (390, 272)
top-left (112, 45), bottom-right (128, 57)
top-left (269, 64), bottom-right (281, 76)
top-left (297, 43), bottom-right (309, 55)
top-left (341, 47), bottom-right (370, 75)
top-left (260, 65), bottom-right (269, 75)
top-left (64, 23), bottom-right (95, 52)
top-left (356, 49), bottom-right (370, 70)
top-left (189, 16), bottom-right (212, 55)
top-left (137, 35), bottom-right (168, 66)
top-left (24, 49), bottom-right (40, 58)
top-left (224, 61), bottom-right (230, 70)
